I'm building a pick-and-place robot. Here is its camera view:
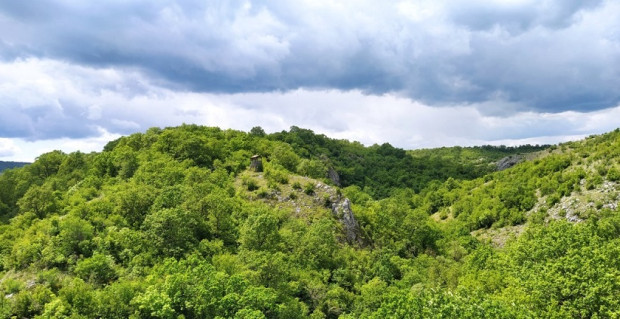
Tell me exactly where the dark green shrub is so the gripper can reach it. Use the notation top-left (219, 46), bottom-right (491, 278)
top-left (74, 253), bottom-right (118, 285)
top-left (304, 183), bottom-right (315, 195)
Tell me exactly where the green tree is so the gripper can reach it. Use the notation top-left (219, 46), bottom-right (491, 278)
top-left (74, 253), bottom-right (118, 285)
top-left (142, 208), bottom-right (207, 258)
top-left (239, 210), bottom-right (282, 252)
top-left (271, 144), bottom-right (300, 172)
top-left (17, 184), bottom-right (58, 218)
top-left (250, 126), bottom-right (266, 137)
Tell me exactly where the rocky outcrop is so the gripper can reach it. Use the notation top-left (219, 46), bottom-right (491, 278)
top-left (327, 167), bottom-right (341, 186)
top-left (496, 155), bottom-right (523, 171)
top-left (331, 197), bottom-right (365, 245)
top-left (543, 180), bottom-right (619, 223)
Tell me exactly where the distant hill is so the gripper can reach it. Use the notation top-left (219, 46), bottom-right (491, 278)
top-left (0, 161), bottom-right (29, 173)
top-left (409, 144), bottom-right (549, 167)
top-left (268, 127), bottom-right (546, 198)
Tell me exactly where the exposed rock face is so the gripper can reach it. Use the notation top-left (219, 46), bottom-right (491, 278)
top-left (327, 167), bottom-right (341, 186)
top-left (319, 155), bottom-right (340, 186)
top-left (331, 198), bottom-right (364, 245)
top-left (496, 155), bottom-right (523, 171)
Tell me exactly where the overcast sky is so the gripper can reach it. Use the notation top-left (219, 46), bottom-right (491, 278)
top-left (1, 0), bottom-right (620, 161)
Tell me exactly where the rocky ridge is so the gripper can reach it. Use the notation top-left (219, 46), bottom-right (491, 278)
top-left (237, 172), bottom-right (366, 246)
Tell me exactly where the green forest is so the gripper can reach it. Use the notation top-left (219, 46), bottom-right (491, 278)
top-left (0, 124), bottom-right (619, 318)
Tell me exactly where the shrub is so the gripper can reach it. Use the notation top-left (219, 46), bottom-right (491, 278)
top-left (323, 195), bottom-right (332, 208)
top-left (304, 183), bottom-right (315, 195)
top-left (297, 159), bottom-right (327, 179)
top-left (267, 180), bottom-right (281, 191)
top-left (242, 176), bottom-right (259, 191)
top-left (74, 253), bottom-right (118, 285)
top-left (546, 193), bottom-right (561, 206)
top-left (607, 167), bottom-right (620, 182)
top-left (586, 174), bottom-right (603, 190)
top-left (257, 188), bottom-right (270, 199)
top-left (264, 163), bottom-right (289, 184)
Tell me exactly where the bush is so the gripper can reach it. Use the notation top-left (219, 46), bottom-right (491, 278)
top-left (267, 180), bottom-right (281, 191)
top-left (297, 159), bottom-right (327, 179)
top-left (12, 288), bottom-right (54, 319)
top-left (546, 193), bottom-right (561, 206)
top-left (2, 278), bottom-right (24, 294)
top-left (243, 176), bottom-right (260, 191)
top-left (439, 210), bottom-right (448, 220)
top-left (607, 167), bottom-right (620, 182)
top-left (323, 195), bottom-right (332, 208)
top-left (304, 183), bottom-right (315, 195)
top-left (142, 208), bottom-right (205, 258)
top-left (264, 163), bottom-right (289, 184)
top-left (586, 174), bottom-right (603, 190)
top-left (596, 165), bottom-right (608, 177)
top-left (74, 253), bottom-right (118, 285)
top-left (257, 188), bottom-right (270, 199)
top-left (271, 144), bottom-right (300, 172)
top-left (529, 210), bottom-right (547, 224)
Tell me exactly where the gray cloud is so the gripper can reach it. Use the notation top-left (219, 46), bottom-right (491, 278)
top-left (448, 0), bottom-right (604, 33)
top-left (0, 0), bottom-right (619, 115)
top-left (0, 103), bottom-right (100, 140)
top-left (0, 57), bottom-right (619, 162)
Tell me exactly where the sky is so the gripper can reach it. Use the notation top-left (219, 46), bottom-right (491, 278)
top-left (1, 0), bottom-right (620, 162)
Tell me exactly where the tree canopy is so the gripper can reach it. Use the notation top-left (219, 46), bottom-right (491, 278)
top-left (0, 125), bottom-right (618, 318)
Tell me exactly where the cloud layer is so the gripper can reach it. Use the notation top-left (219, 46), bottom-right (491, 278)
top-left (1, 58), bottom-right (619, 162)
top-left (2, 0), bottom-right (619, 112)
top-left (1, 1), bottom-right (620, 161)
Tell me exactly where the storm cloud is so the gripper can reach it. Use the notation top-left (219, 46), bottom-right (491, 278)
top-left (1, 57), bottom-right (619, 162)
top-left (1, 0), bottom-right (619, 112)
top-left (1, 1), bottom-right (619, 160)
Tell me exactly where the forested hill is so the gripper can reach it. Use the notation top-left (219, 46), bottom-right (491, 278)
top-left (267, 126), bottom-right (547, 198)
top-left (0, 125), bottom-right (618, 318)
top-left (0, 161), bottom-right (29, 173)
top-left (99, 125), bottom-right (542, 199)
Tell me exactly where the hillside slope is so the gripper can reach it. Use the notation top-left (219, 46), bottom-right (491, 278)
top-left (423, 129), bottom-right (620, 230)
top-left (0, 125), bottom-right (618, 318)
top-left (267, 127), bottom-right (544, 198)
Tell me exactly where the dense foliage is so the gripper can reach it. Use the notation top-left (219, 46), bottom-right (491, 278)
top-left (0, 125), bottom-right (618, 318)
top-left (268, 127), bottom-right (547, 198)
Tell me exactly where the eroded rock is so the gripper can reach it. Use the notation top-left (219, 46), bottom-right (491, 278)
top-left (331, 198), bottom-right (365, 245)
top-left (328, 167), bottom-right (341, 186)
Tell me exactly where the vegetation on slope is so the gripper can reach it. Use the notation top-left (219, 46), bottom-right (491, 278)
top-left (0, 125), bottom-right (618, 318)
top-left (268, 126), bottom-right (546, 198)
top-left (409, 143), bottom-right (548, 167)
